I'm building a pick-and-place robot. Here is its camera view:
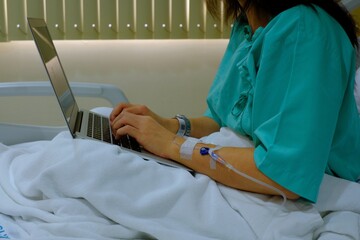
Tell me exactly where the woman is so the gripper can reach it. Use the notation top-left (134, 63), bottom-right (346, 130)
top-left (110, 0), bottom-right (360, 203)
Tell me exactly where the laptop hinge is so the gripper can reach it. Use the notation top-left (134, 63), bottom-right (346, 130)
top-left (75, 111), bottom-right (83, 133)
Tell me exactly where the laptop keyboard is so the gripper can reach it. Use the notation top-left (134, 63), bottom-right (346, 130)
top-left (87, 112), bottom-right (141, 152)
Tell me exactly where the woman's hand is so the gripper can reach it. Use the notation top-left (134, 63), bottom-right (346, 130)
top-left (110, 103), bottom-right (178, 133)
top-left (110, 103), bottom-right (177, 158)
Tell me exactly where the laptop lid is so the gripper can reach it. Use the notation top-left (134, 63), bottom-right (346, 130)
top-left (27, 18), bottom-right (79, 136)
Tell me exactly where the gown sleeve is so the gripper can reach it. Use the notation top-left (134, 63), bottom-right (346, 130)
top-left (251, 11), bottom-right (354, 202)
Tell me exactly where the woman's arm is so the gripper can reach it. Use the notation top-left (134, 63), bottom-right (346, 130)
top-left (110, 103), bottom-right (220, 138)
top-left (167, 137), bottom-right (299, 200)
top-left (111, 106), bottom-right (299, 200)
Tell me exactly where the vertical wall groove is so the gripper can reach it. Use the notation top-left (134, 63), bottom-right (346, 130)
top-left (133, 0), bottom-right (137, 34)
top-left (1, 0), bottom-right (9, 40)
top-left (79, 0), bottom-right (84, 32)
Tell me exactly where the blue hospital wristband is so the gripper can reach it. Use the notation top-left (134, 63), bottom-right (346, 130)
top-left (175, 114), bottom-right (191, 137)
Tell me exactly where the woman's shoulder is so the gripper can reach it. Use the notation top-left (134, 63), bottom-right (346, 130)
top-left (263, 5), bottom-right (351, 48)
top-left (269, 5), bottom-right (329, 26)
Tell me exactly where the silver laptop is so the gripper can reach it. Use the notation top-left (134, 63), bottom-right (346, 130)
top-left (27, 18), bottom-right (190, 171)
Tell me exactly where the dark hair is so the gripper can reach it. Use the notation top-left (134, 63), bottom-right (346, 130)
top-left (206, 0), bottom-right (359, 48)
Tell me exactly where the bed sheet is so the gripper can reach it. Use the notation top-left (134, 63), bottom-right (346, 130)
top-left (0, 128), bottom-right (359, 240)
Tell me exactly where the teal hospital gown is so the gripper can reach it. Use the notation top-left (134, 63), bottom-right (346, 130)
top-left (204, 5), bottom-right (360, 202)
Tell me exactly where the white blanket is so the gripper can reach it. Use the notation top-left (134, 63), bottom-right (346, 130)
top-left (0, 128), bottom-right (360, 240)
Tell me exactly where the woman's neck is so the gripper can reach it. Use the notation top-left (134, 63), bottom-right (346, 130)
top-left (239, 1), bottom-right (270, 32)
top-left (246, 7), bottom-right (270, 32)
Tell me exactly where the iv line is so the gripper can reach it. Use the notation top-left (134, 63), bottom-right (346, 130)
top-left (206, 146), bottom-right (288, 206)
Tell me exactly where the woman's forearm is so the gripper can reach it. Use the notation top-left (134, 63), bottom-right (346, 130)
top-left (189, 117), bottom-right (220, 138)
top-left (167, 138), bottom-right (299, 200)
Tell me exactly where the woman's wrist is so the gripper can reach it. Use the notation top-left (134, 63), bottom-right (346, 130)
top-left (167, 135), bottom-right (185, 160)
top-left (163, 118), bottom-right (180, 134)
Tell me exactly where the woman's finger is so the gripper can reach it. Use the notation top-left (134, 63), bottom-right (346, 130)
top-left (111, 112), bottom-right (140, 137)
top-left (110, 102), bottom-right (133, 122)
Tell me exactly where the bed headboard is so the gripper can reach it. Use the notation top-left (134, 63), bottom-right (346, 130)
top-left (0, 40), bottom-right (227, 126)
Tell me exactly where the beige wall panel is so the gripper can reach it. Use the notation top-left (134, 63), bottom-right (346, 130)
top-left (135, 0), bottom-right (154, 39)
top-left (170, 0), bottom-right (188, 39)
top-left (7, 0), bottom-right (27, 40)
top-left (154, 0), bottom-right (170, 39)
top-left (82, 0), bottom-right (99, 39)
top-left (117, 0), bottom-right (136, 39)
top-left (0, 40), bottom-right (227, 125)
top-left (64, 0), bottom-right (82, 39)
top-left (189, 0), bottom-right (205, 39)
top-left (99, 0), bottom-right (118, 39)
top-left (44, 0), bottom-right (65, 40)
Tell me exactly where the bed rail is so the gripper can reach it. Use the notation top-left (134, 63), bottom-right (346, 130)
top-left (0, 81), bottom-right (128, 145)
top-left (0, 81), bottom-right (128, 106)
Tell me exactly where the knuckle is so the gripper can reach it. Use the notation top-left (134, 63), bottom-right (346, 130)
top-left (142, 115), bottom-right (152, 123)
top-left (138, 105), bottom-right (148, 113)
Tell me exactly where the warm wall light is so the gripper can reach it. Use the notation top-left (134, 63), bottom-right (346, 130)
top-left (1, 0), bottom-right (224, 40)
top-left (5, 0), bottom-right (356, 41)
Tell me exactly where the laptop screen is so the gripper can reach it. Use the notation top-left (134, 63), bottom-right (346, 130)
top-left (28, 18), bottom-right (79, 135)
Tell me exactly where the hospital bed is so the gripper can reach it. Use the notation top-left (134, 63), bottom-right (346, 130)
top-left (0, 76), bottom-right (360, 239)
